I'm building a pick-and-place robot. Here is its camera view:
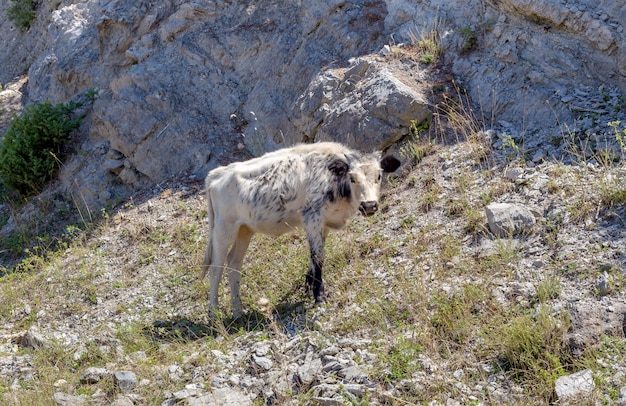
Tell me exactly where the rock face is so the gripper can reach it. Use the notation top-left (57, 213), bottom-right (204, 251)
top-left (0, 0), bottom-right (625, 207)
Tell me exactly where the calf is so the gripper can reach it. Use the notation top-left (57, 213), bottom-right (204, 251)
top-left (201, 142), bottom-right (400, 319)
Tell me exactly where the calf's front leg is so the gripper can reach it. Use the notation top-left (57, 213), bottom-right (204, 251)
top-left (303, 213), bottom-right (327, 303)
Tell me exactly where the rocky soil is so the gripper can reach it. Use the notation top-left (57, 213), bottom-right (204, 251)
top-left (1, 83), bottom-right (626, 404)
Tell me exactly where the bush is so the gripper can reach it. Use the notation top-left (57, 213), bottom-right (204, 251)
top-left (7, 0), bottom-right (38, 31)
top-left (0, 101), bottom-right (83, 196)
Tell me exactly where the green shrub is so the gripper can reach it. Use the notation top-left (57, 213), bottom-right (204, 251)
top-left (0, 101), bottom-right (83, 196)
top-left (7, 0), bottom-right (38, 31)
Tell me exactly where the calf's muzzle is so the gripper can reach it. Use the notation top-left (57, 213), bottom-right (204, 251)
top-left (359, 201), bottom-right (379, 216)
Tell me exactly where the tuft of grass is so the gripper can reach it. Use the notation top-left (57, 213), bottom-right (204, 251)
top-left (373, 334), bottom-right (424, 382)
top-left (490, 306), bottom-right (571, 401)
top-left (534, 275), bottom-right (561, 304)
top-left (417, 173), bottom-right (442, 213)
top-left (408, 22), bottom-right (443, 65)
top-left (433, 81), bottom-right (493, 164)
top-left (598, 172), bottom-right (626, 209)
top-left (7, 0), bottom-right (38, 31)
top-left (429, 283), bottom-right (492, 352)
top-left (400, 116), bottom-right (434, 167)
top-left (459, 25), bottom-right (478, 54)
top-left (578, 335), bottom-right (626, 404)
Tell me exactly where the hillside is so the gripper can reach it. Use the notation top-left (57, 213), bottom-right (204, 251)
top-left (2, 122), bottom-right (626, 405)
top-left (1, 0), bottom-right (626, 405)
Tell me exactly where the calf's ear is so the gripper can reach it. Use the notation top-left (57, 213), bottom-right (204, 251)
top-left (328, 159), bottom-right (349, 177)
top-left (380, 155), bottom-right (401, 173)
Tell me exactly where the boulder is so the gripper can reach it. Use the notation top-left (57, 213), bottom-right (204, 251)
top-left (293, 57), bottom-right (431, 151)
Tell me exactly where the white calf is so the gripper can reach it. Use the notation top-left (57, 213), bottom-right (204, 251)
top-left (201, 142), bottom-right (400, 319)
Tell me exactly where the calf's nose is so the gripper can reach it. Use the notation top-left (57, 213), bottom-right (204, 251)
top-left (359, 201), bottom-right (378, 216)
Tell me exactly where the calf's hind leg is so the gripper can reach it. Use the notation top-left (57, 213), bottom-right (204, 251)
top-left (207, 220), bottom-right (236, 318)
top-left (226, 225), bottom-right (254, 319)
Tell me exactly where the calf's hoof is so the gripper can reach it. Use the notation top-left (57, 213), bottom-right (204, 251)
top-left (314, 293), bottom-right (326, 304)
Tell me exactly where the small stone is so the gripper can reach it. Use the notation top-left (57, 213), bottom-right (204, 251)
top-left (555, 369), bottom-right (595, 401)
top-left (80, 367), bottom-right (109, 384)
top-left (114, 371), bottom-right (138, 394)
top-left (338, 365), bottom-right (368, 383)
top-left (173, 388), bottom-right (195, 400)
top-left (252, 355), bottom-right (273, 370)
top-left (485, 203), bottom-right (536, 237)
top-left (298, 357), bottom-right (323, 385)
top-left (310, 397), bottom-right (344, 406)
top-left (189, 387), bottom-right (252, 406)
top-left (19, 327), bottom-right (48, 349)
top-left (129, 351), bottom-right (147, 363)
top-left (343, 383), bottom-right (366, 397)
top-left (254, 343), bottom-right (271, 357)
top-left (505, 167), bottom-right (524, 181)
top-left (53, 392), bottom-right (87, 405)
top-left (110, 395), bottom-right (134, 406)
top-left (596, 271), bottom-right (611, 296)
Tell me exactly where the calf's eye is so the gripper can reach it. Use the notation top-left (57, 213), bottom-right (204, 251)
top-left (350, 175), bottom-right (356, 183)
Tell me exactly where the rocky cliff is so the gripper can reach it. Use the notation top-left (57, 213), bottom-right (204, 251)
top-left (1, 0), bottom-right (625, 208)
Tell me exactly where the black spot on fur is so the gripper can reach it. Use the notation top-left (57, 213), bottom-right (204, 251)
top-left (338, 177), bottom-right (351, 200)
top-left (328, 159), bottom-right (349, 177)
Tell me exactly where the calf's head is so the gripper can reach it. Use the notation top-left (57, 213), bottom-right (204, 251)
top-left (330, 153), bottom-right (401, 216)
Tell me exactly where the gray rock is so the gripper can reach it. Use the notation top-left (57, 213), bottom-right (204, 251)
top-left (338, 365), bottom-right (369, 383)
top-left (485, 203), bottom-right (537, 237)
top-left (19, 327), bottom-right (48, 349)
top-left (53, 392), bottom-right (87, 406)
top-left (311, 383), bottom-right (340, 398)
top-left (297, 356), bottom-right (323, 386)
top-left (114, 371), bottom-right (138, 394)
top-left (294, 58), bottom-right (431, 151)
top-left (188, 387), bottom-right (252, 406)
top-left (504, 167), bottom-right (524, 181)
top-left (555, 369), bottom-right (595, 401)
top-left (343, 383), bottom-right (367, 397)
top-left (110, 395), bottom-right (135, 406)
top-left (80, 367), bottom-right (109, 384)
top-left (252, 355), bottom-right (273, 371)
top-left (310, 397), bottom-right (344, 406)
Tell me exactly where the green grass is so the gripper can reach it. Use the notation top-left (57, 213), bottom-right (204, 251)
top-left (490, 306), bottom-right (571, 402)
top-left (0, 101), bottom-right (84, 196)
top-left (6, 0), bottom-right (38, 31)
